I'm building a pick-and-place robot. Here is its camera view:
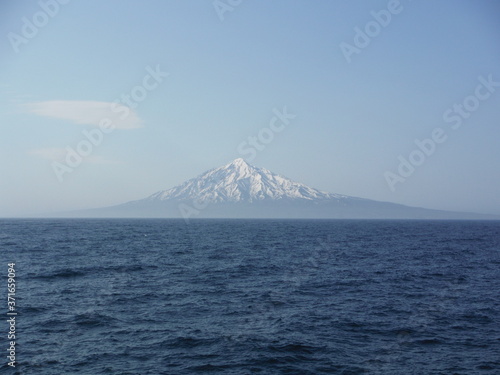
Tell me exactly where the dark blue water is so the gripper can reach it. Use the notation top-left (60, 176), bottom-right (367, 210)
top-left (1, 219), bottom-right (499, 374)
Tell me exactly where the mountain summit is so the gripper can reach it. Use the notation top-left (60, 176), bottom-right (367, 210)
top-left (146, 158), bottom-right (345, 203)
top-left (73, 159), bottom-right (496, 219)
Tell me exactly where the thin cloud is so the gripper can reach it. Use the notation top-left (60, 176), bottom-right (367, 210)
top-left (29, 148), bottom-right (67, 162)
top-left (24, 100), bottom-right (143, 129)
top-left (30, 148), bottom-right (119, 165)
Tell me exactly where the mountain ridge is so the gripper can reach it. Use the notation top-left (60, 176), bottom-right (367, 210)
top-left (146, 158), bottom-right (348, 204)
top-left (58, 158), bottom-right (500, 220)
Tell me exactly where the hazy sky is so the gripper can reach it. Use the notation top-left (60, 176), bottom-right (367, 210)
top-left (1, 0), bottom-right (499, 217)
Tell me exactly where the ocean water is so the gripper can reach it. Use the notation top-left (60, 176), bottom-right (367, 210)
top-left (1, 219), bottom-right (499, 375)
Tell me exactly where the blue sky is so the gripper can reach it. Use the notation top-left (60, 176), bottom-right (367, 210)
top-left (1, 0), bottom-right (499, 216)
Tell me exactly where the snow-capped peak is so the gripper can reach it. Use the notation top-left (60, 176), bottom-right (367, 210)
top-left (147, 158), bottom-right (347, 203)
top-left (221, 158), bottom-right (254, 178)
top-left (230, 158), bottom-right (247, 166)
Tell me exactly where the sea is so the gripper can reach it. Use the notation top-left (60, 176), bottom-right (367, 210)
top-left (0, 219), bottom-right (499, 375)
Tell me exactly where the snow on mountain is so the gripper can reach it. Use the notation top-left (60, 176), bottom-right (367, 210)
top-left (64, 158), bottom-right (499, 219)
top-left (146, 158), bottom-right (347, 203)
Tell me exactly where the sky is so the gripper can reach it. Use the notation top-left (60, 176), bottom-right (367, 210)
top-left (0, 0), bottom-right (499, 217)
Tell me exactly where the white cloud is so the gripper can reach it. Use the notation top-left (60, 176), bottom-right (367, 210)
top-left (30, 148), bottom-right (118, 164)
top-left (24, 100), bottom-right (143, 129)
top-left (29, 148), bottom-right (67, 162)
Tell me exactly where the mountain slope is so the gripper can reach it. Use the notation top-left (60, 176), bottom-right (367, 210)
top-left (68, 158), bottom-right (497, 219)
top-left (147, 158), bottom-right (345, 203)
